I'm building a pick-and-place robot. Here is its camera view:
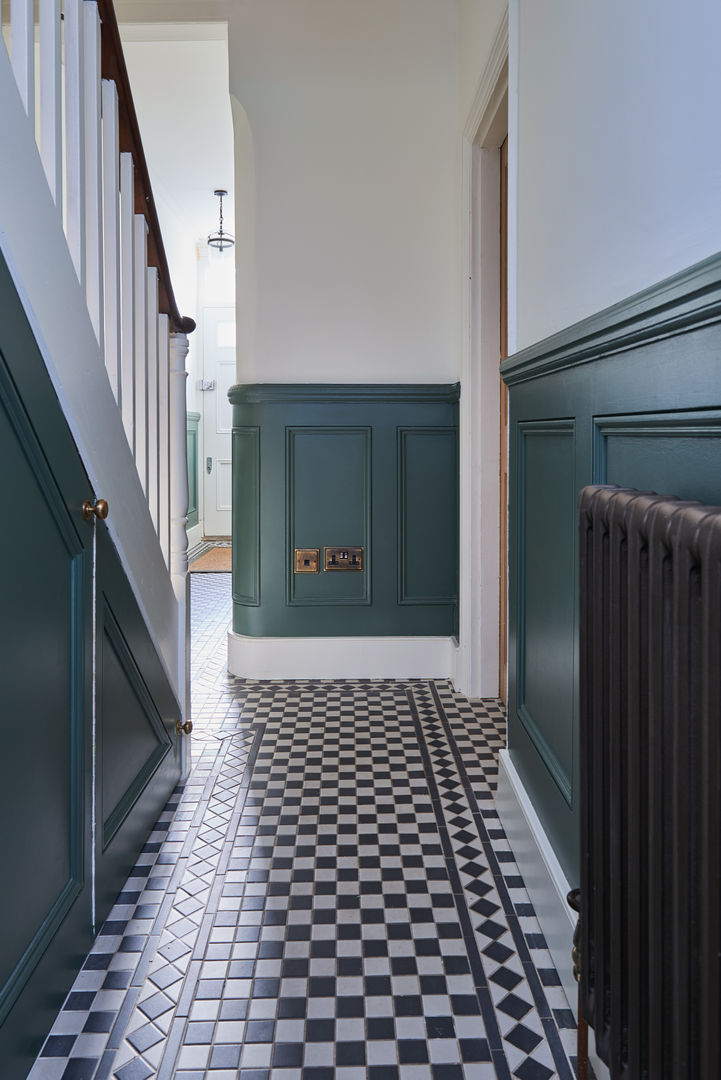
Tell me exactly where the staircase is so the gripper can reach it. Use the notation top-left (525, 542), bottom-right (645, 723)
top-left (0, 0), bottom-right (192, 708)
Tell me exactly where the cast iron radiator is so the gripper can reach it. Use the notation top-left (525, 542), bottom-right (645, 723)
top-left (578, 485), bottom-right (721, 1080)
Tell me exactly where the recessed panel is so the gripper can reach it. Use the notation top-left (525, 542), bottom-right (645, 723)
top-left (216, 458), bottom-right (232, 511)
top-left (517, 420), bottom-right (575, 803)
top-left (0, 362), bottom-right (86, 1021)
top-left (596, 413), bottom-right (721, 505)
top-left (288, 427), bottom-right (370, 605)
top-left (398, 428), bottom-right (457, 604)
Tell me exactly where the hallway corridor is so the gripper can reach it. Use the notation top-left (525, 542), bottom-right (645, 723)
top-left (28, 576), bottom-right (578, 1080)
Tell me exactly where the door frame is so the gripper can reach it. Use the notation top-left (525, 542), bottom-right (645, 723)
top-left (454, 11), bottom-right (510, 700)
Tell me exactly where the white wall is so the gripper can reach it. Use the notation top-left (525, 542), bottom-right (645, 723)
top-left (228, 0), bottom-right (460, 384)
top-left (513, 0), bottom-right (721, 350)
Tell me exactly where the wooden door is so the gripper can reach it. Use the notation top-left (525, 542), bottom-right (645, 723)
top-left (0, 255), bottom-right (94, 1079)
top-left (94, 522), bottom-right (182, 926)
top-left (0, 252), bottom-right (183, 1077)
top-left (499, 137), bottom-right (509, 702)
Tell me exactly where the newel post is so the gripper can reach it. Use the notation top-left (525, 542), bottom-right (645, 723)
top-left (169, 330), bottom-right (190, 752)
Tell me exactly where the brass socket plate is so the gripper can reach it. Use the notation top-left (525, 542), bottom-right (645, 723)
top-left (294, 548), bottom-right (320, 573)
top-left (324, 546), bottom-right (364, 571)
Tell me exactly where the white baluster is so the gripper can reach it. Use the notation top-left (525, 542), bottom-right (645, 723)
top-left (133, 213), bottom-right (149, 492)
top-left (119, 151), bottom-right (135, 444)
top-left (102, 79), bottom-right (121, 401)
top-left (39, 0), bottom-right (62, 205)
top-left (63, 0), bottom-right (85, 286)
top-left (169, 331), bottom-right (190, 598)
top-left (83, 0), bottom-right (102, 343)
top-left (146, 267), bottom-right (160, 530)
top-left (158, 313), bottom-right (171, 567)
top-left (170, 330), bottom-right (190, 765)
top-left (10, 0), bottom-right (34, 120)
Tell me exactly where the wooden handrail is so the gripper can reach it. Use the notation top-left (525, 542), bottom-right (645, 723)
top-left (96, 0), bottom-right (195, 335)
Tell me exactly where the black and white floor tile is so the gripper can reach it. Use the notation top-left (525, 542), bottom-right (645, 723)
top-left (28, 575), bottom-right (578, 1080)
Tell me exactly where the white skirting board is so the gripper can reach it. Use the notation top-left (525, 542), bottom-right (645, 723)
top-left (495, 749), bottom-right (609, 1080)
top-left (227, 633), bottom-right (455, 682)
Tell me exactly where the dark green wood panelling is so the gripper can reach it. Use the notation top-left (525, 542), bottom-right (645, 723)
top-left (595, 412), bottom-right (721, 504)
top-left (502, 252), bottom-right (721, 886)
top-left (0, 254), bottom-right (93, 1079)
top-left (187, 412), bottom-right (200, 529)
top-left (232, 427), bottom-right (260, 605)
top-left (229, 385), bottom-right (458, 638)
top-left (288, 427), bottom-right (371, 606)
top-left (94, 523), bottom-right (181, 927)
top-left (516, 421), bottom-right (575, 804)
top-left (398, 428), bottom-right (458, 605)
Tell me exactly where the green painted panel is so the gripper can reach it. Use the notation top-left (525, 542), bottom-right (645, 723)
top-left (232, 427), bottom-right (260, 605)
top-left (0, 253), bottom-right (93, 1079)
top-left (288, 427), bottom-right (370, 606)
top-left (100, 601), bottom-right (173, 845)
top-left (596, 412), bottom-right (721, 504)
top-left (230, 386), bottom-right (458, 637)
top-left (504, 251), bottom-right (721, 887)
top-left (516, 422), bottom-right (576, 804)
top-left (187, 412), bottom-right (200, 529)
top-left (95, 524), bottom-right (181, 926)
top-left (398, 428), bottom-right (458, 604)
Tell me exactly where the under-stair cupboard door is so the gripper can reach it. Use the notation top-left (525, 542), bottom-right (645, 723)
top-left (94, 522), bottom-right (182, 927)
top-left (0, 257), bottom-right (94, 1079)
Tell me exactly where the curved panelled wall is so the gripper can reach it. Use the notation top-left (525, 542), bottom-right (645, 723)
top-left (228, 384), bottom-right (459, 642)
top-left (502, 252), bottom-right (721, 885)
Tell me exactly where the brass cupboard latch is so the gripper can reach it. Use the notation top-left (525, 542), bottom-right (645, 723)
top-left (176, 720), bottom-right (193, 735)
top-left (82, 498), bottom-right (109, 521)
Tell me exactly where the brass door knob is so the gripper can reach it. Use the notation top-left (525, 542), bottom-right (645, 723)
top-left (176, 720), bottom-right (193, 735)
top-left (82, 498), bottom-right (109, 521)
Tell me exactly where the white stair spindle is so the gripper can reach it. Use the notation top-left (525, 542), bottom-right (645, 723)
top-left (133, 213), bottom-right (149, 493)
top-left (119, 151), bottom-right (135, 444)
top-left (101, 79), bottom-right (121, 401)
top-left (10, 0), bottom-right (34, 120)
top-left (38, 0), bottom-right (62, 205)
top-left (83, 0), bottom-right (102, 343)
top-left (146, 267), bottom-right (160, 530)
top-left (158, 313), bottom-right (171, 567)
top-left (169, 330), bottom-right (190, 597)
top-left (63, 0), bottom-right (85, 286)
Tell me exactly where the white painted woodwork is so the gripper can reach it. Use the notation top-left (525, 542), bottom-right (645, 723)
top-left (38, 0), bottom-right (62, 205)
top-left (101, 79), bottom-right (121, 400)
top-left (169, 330), bottom-right (190, 600)
top-left (133, 213), bottom-right (148, 491)
top-left (158, 314), bottom-right (171, 567)
top-left (495, 752), bottom-right (610, 1079)
top-left (10, 0), bottom-right (33, 119)
top-left (0, 40), bottom-right (181, 693)
top-left (146, 267), bottom-right (160, 530)
top-left (83, 1), bottom-right (103, 343)
top-left (201, 306), bottom-right (234, 536)
top-left (227, 633), bottom-right (455, 682)
top-left (119, 151), bottom-right (136, 442)
top-left (63, 0), bottom-right (85, 287)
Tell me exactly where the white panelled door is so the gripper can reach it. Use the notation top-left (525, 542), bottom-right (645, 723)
top-left (201, 306), bottom-right (235, 537)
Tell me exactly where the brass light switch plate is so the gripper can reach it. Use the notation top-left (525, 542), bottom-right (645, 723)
top-left (324, 546), bottom-right (364, 571)
top-left (294, 548), bottom-right (320, 573)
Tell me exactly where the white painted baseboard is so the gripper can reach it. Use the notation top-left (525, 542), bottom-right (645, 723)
top-left (495, 749), bottom-right (609, 1079)
top-left (186, 522), bottom-right (204, 552)
top-left (227, 633), bottom-right (455, 681)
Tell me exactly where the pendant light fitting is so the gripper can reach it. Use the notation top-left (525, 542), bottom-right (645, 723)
top-left (207, 189), bottom-right (234, 252)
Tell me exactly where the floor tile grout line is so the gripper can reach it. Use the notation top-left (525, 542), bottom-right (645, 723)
top-left (427, 681), bottom-right (577, 1080)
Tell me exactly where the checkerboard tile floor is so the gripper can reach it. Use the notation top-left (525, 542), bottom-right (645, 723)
top-left (28, 575), bottom-right (579, 1080)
